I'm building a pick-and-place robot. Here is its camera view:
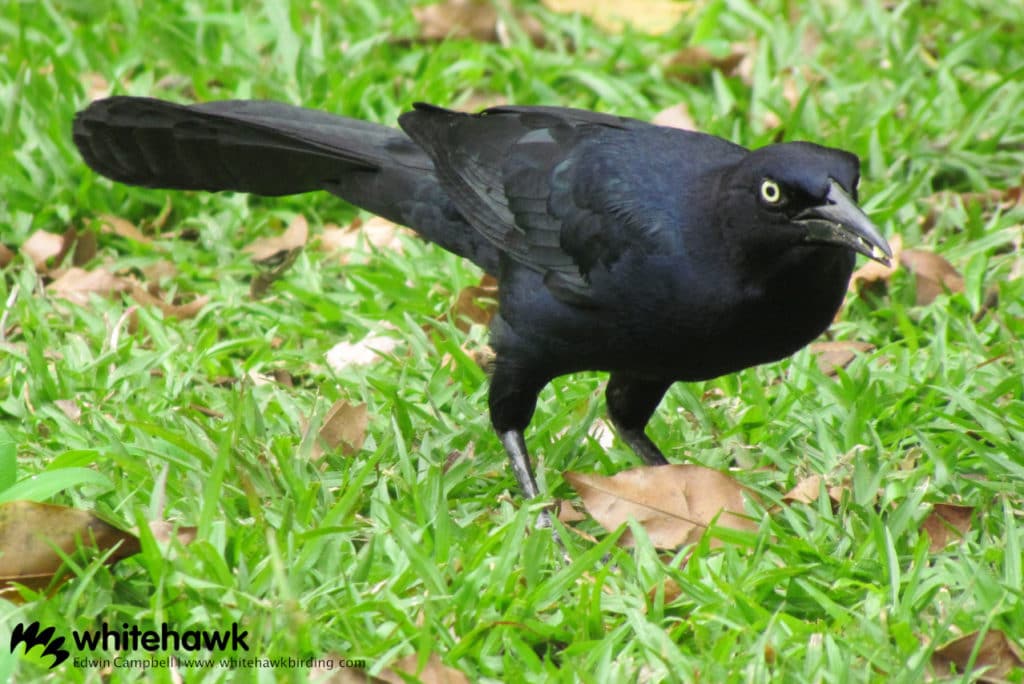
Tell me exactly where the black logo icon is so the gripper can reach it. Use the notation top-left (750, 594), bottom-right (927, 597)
top-left (10, 622), bottom-right (70, 669)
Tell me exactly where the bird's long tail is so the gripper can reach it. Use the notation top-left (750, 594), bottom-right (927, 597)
top-left (72, 97), bottom-right (498, 272)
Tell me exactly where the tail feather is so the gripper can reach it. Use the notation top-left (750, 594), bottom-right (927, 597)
top-left (73, 97), bottom-right (399, 195)
top-left (72, 97), bottom-right (499, 273)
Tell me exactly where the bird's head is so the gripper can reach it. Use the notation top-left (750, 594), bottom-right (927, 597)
top-left (722, 141), bottom-right (892, 267)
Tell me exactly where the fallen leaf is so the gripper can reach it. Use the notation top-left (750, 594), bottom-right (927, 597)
top-left (542, 0), bottom-right (689, 35)
top-left (53, 399), bottom-right (82, 423)
top-left (325, 330), bottom-right (401, 371)
top-left (443, 443), bottom-right (475, 474)
top-left (47, 267), bottom-right (131, 305)
top-left (414, 0), bottom-right (545, 45)
top-left (449, 274), bottom-right (498, 332)
top-left (320, 216), bottom-right (411, 263)
top-left (468, 343), bottom-right (496, 370)
top-left (782, 474), bottom-right (846, 506)
top-left (141, 260), bottom-right (178, 282)
top-left (648, 578), bottom-right (684, 605)
top-left (900, 249), bottom-right (965, 305)
top-left (442, 339), bottom-right (496, 374)
top-left (381, 653), bottom-right (470, 684)
top-left (70, 228), bottom-right (97, 266)
top-left (84, 72), bottom-right (110, 100)
top-left (556, 499), bottom-right (587, 523)
top-left (249, 239), bottom-right (303, 300)
top-left (414, 0), bottom-right (501, 41)
top-left (564, 465), bottom-right (757, 548)
top-left (313, 400), bottom-right (369, 459)
top-left (932, 630), bottom-right (1024, 683)
top-left (188, 404), bottom-right (224, 419)
top-left (455, 92), bottom-right (509, 112)
top-left (243, 214), bottom-right (309, 262)
top-left (99, 214), bottom-right (151, 243)
top-left (20, 230), bottom-right (66, 271)
top-left (920, 185), bottom-right (1023, 233)
top-left (128, 284), bottom-right (209, 320)
top-left (667, 44), bottom-right (747, 83)
top-left (146, 521), bottom-right (198, 546)
top-left (921, 503), bottom-right (973, 552)
top-left (652, 102), bottom-right (698, 131)
top-left (808, 340), bottom-right (875, 376)
top-left (0, 501), bottom-right (140, 600)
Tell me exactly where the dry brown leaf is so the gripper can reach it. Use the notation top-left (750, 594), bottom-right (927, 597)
top-left (0, 501), bottom-right (140, 599)
top-left (415, 0), bottom-right (544, 45)
top-left (320, 216), bottom-right (411, 263)
top-left (921, 502), bottom-right (973, 552)
top-left (920, 185), bottom-right (1023, 233)
top-left (415, 0), bottom-right (501, 41)
top-left (142, 260), bottom-right (178, 282)
top-left (455, 92), bottom-right (509, 113)
top-left (851, 236), bottom-right (964, 306)
top-left (808, 340), bottom-right (875, 376)
top-left (47, 267), bottom-right (131, 305)
top-left (84, 72), bottom-right (110, 100)
top-left (543, 0), bottom-right (689, 35)
top-left (442, 339), bottom-right (496, 374)
top-left (243, 214), bottom-right (309, 262)
top-left (648, 578), bottom-right (684, 605)
top-left (564, 465), bottom-right (757, 549)
top-left (128, 284), bottom-right (209, 320)
top-left (782, 474), bottom-right (846, 506)
top-left (21, 230), bottom-right (66, 270)
top-left (146, 521), bottom-right (198, 546)
top-left (556, 499), bottom-right (587, 523)
top-left (313, 400), bottom-right (369, 459)
top-left (759, 69), bottom-right (804, 131)
top-left (143, 195), bottom-right (174, 232)
top-left (443, 443), bottom-right (475, 474)
top-left (53, 399), bottom-right (82, 423)
top-left (932, 630), bottom-right (1024, 682)
top-left (99, 214), bottom-right (151, 243)
top-left (381, 653), bottom-right (470, 684)
top-left (652, 102), bottom-right (698, 131)
top-left (72, 229), bottom-right (97, 266)
top-left (250, 263), bottom-right (296, 299)
top-left (668, 44), bottom-right (747, 83)
top-left (325, 330), bottom-right (401, 371)
top-left (449, 274), bottom-right (498, 332)
top-left (900, 249), bottom-right (965, 305)
top-left (782, 474), bottom-right (823, 505)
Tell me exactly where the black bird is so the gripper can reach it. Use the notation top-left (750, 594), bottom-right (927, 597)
top-left (72, 97), bottom-right (892, 503)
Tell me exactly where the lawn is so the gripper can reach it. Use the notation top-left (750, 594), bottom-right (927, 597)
top-left (1, 0), bottom-right (1023, 681)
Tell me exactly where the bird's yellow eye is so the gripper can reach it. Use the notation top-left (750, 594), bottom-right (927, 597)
top-left (760, 179), bottom-right (782, 204)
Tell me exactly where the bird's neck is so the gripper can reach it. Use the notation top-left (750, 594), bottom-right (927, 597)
top-left (736, 245), bottom-right (855, 360)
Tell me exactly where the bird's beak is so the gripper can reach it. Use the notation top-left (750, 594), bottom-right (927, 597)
top-left (796, 180), bottom-right (892, 266)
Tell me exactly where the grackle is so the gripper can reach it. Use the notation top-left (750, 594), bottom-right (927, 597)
top-left (72, 98), bottom-right (892, 504)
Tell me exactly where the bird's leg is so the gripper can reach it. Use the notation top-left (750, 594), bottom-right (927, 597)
top-left (488, 361), bottom-right (550, 501)
top-left (487, 360), bottom-right (571, 547)
top-left (606, 373), bottom-right (672, 465)
top-left (498, 429), bottom-right (540, 499)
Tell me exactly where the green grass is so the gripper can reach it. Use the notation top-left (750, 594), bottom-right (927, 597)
top-left (2, 0), bottom-right (1023, 681)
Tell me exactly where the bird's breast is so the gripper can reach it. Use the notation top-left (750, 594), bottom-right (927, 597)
top-left (597, 247), bottom-right (854, 380)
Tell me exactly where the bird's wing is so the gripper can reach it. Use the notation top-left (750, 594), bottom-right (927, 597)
top-left (400, 104), bottom-right (740, 303)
